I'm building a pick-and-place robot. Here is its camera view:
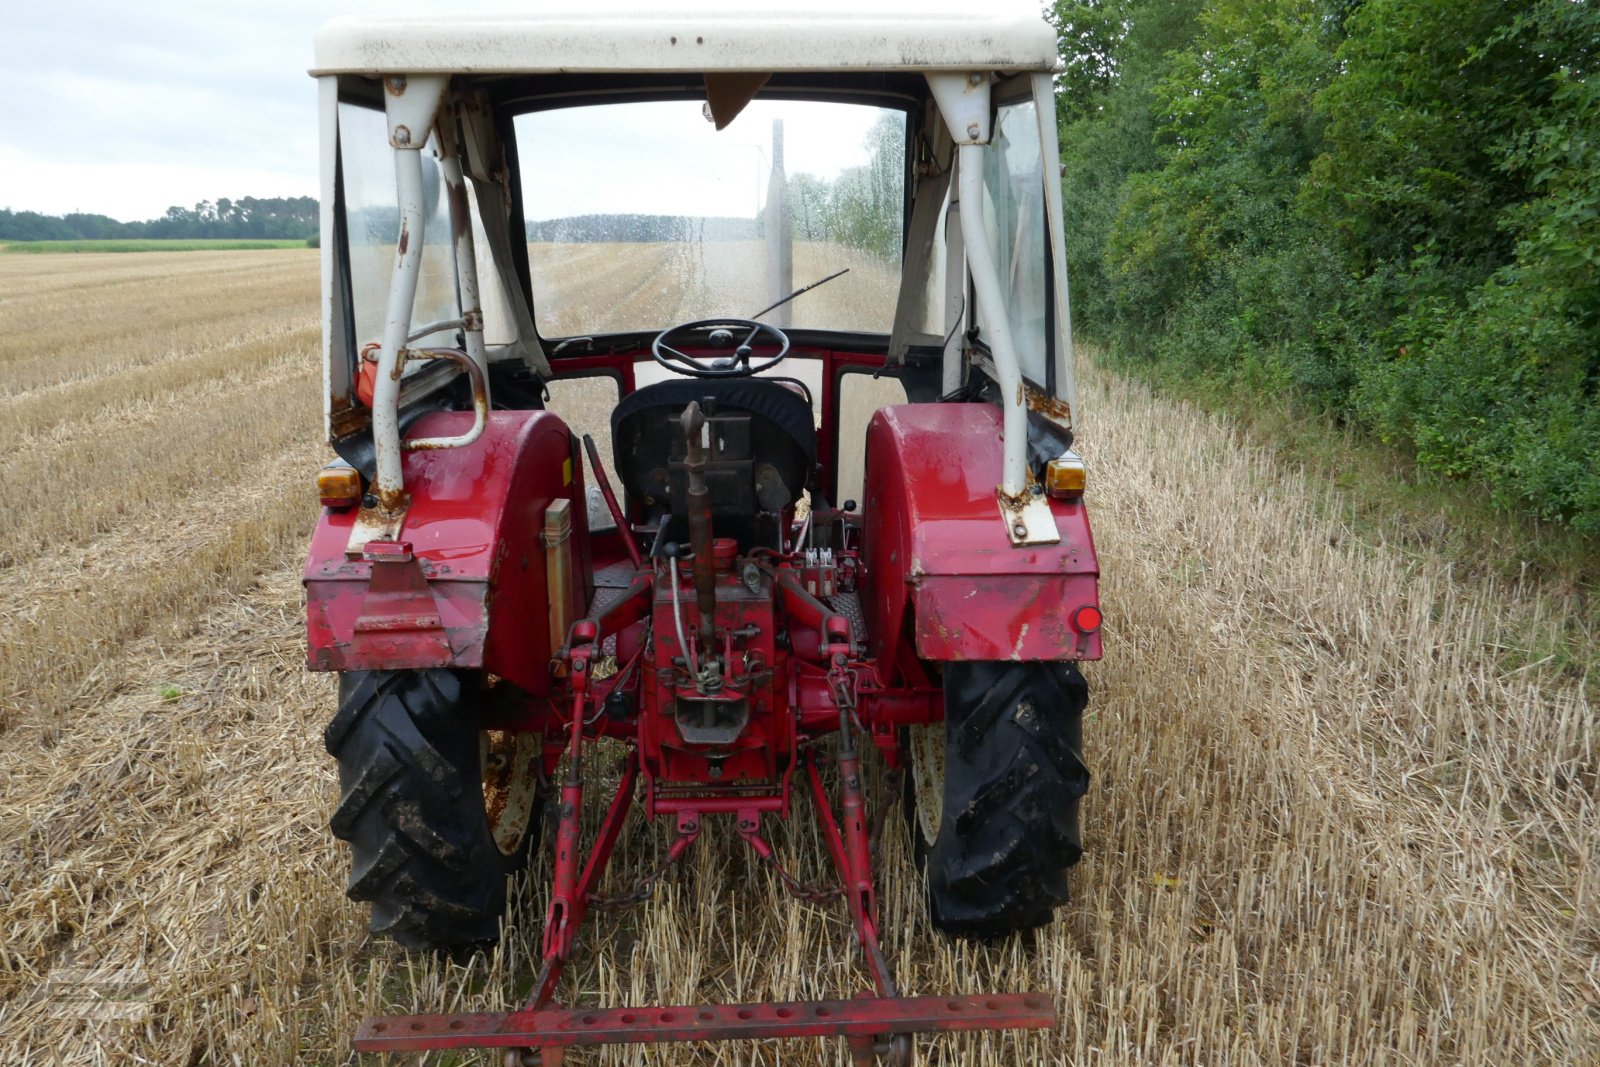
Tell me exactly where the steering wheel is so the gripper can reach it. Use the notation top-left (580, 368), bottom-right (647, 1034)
top-left (651, 318), bottom-right (791, 379)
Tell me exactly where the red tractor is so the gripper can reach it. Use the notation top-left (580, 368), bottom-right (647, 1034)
top-left (305, 6), bottom-right (1099, 1063)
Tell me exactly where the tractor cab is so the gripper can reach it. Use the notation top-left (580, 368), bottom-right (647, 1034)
top-left (304, 6), bottom-right (1099, 1064)
top-left (311, 8), bottom-right (1080, 537)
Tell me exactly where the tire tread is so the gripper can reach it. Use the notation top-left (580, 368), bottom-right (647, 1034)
top-left (325, 669), bottom-right (539, 950)
top-left (920, 661), bottom-right (1090, 939)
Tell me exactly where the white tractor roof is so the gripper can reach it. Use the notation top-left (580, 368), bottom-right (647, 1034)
top-left (313, 4), bottom-right (1060, 77)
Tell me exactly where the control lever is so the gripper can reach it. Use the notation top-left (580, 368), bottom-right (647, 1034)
top-left (680, 403), bottom-right (718, 653)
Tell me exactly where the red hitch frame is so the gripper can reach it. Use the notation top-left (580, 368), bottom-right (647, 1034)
top-left (351, 625), bottom-right (1057, 1064)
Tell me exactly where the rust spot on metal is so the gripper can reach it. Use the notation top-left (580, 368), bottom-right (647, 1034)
top-left (330, 403), bottom-right (369, 439)
top-left (447, 175), bottom-right (472, 240)
top-left (1023, 382), bottom-right (1072, 424)
top-left (376, 486), bottom-right (410, 513)
top-left (397, 221), bottom-right (409, 256)
top-left (467, 357), bottom-right (489, 415)
top-left (996, 485), bottom-right (1032, 512)
top-left (384, 75), bottom-right (407, 96)
top-left (481, 730), bottom-right (516, 828)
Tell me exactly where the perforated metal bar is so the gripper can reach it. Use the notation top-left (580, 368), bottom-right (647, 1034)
top-left (354, 992), bottom-right (1056, 1052)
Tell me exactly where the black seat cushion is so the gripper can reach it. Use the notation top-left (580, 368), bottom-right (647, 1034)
top-left (610, 377), bottom-right (816, 514)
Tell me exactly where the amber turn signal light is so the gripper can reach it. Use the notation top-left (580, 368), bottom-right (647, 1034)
top-left (1045, 450), bottom-right (1086, 500)
top-left (318, 464), bottom-right (362, 509)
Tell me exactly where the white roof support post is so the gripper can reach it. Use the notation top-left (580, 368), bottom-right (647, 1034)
top-left (387, 114), bottom-right (493, 457)
top-left (928, 72), bottom-right (1056, 545)
top-left (371, 74), bottom-right (448, 516)
top-left (317, 75), bottom-right (341, 443)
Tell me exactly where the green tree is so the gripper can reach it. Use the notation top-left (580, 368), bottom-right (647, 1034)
top-left (1052, 0), bottom-right (1207, 339)
top-left (788, 173), bottom-right (832, 241)
top-left (826, 113), bottom-right (906, 259)
top-left (1052, 0), bottom-right (1600, 531)
top-left (1099, 0), bottom-right (1348, 394)
top-left (1344, 0), bottom-right (1600, 529)
top-left (1306, 0), bottom-right (1555, 283)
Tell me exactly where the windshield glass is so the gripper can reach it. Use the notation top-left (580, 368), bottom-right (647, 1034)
top-left (515, 99), bottom-right (906, 338)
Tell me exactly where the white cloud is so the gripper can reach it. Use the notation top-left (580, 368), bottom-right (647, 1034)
top-left (0, 147), bottom-right (316, 221)
top-left (518, 99), bottom-right (886, 222)
top-left (3, 0), bottom-right (1050, 221)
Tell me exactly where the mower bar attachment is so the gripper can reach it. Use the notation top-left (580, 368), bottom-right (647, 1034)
top-left (353, 992), bottom-right (1056, 1055)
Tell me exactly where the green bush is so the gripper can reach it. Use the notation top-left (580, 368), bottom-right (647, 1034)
top-left (1055, 0), bottom-right (1600, 533)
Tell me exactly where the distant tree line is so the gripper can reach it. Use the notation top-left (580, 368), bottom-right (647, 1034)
top-left (525, 115), bottom-right (907, 260)
top-left (1055, 0), bottom-right (1600, 533)
top-left (789, 113), bottom-right (906, 260)
top-left (0, 196), bottom-right (318, 241)
top-left (527, 214), bottom-right (757, 243)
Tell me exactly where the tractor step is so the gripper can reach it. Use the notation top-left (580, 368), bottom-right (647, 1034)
top-left (353, 992), bottom-right (1056, 1054)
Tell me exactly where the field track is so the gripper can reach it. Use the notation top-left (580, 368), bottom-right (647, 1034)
top-left (0, 251), bottom-right (1595, 1065)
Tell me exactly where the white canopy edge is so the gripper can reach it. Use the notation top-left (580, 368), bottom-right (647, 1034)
top-left (313, 9), bottom-right (1060, 77)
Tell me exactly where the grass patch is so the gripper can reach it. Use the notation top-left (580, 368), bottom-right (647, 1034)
top-left (0, 238), bottom-right (311, 253)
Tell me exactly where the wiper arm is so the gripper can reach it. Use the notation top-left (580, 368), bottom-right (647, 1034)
top-left (748, 267), bottom-right (850, 320)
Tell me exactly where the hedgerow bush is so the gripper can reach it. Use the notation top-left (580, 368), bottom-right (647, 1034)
top-left (1055, 0), bottom-right (1600, 531)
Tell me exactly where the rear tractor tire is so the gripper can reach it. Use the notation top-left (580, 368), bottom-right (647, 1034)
top-left (906, 661), bottom-right (1090, 939)
top-left (324, 669), bottom-right (544, 951)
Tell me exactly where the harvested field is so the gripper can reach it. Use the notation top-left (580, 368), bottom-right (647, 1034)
top-left (0, 239), bottom-right (312, 254)
top-left (528, 240), bottom-right (901, 337)
top-left (0, 251), bottom-right (1595, 1065)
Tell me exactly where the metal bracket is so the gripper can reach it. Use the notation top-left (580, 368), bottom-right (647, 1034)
top-left (355, 994), bottom-right (1055, 1056)
top-left (383, 74), bottom-right (448, 149)
top-left (345, 502), bottom-right (406, 557)
top-left (998, 490), bottom-right (1060, 546)
top-left (925, 72), bottom-right (991, 145)
top-left (349, 539), bottom-right (452, 660)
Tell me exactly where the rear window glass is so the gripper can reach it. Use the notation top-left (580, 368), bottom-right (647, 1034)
top-left (515, 99), bottom-right (906, 338)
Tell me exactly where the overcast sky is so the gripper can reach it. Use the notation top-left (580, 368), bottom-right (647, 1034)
top-left (1, 0), bottom-right (1047, 222)
top-left (3, 1), bottom-right (334, 220)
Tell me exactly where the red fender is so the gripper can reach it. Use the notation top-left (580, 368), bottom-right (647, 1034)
top-left (304, 409), bottom-right (588, 696)
top-left (860, 404), bottom-right (1101, 668)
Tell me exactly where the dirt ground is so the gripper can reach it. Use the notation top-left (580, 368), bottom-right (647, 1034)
top-left (0, 250), bottom-right (1594, 1065)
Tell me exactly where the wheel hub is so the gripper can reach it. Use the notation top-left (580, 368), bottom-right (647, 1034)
top-left (907, 723), bottom-right (944, 844)
top-left (480, 730), bottom-right (541, 856)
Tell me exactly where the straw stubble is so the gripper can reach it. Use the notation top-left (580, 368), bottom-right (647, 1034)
top-left (0, 252), bottom-right (1593, 1065)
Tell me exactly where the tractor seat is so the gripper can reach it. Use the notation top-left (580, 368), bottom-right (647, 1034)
top-left (611, 377), bottom-right (816, 528)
